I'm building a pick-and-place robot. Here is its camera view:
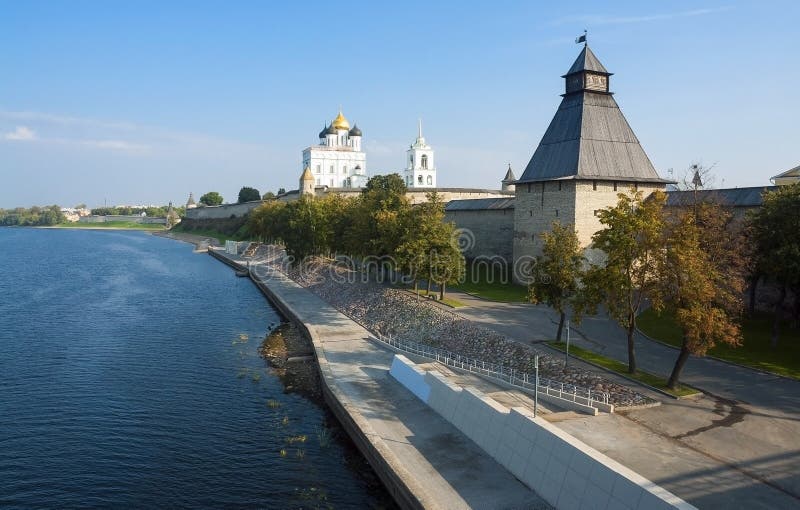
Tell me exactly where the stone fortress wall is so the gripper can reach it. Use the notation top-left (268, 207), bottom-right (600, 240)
top-left (444, 201), bottom-right (515, 263)
top-left (184, 189), bottom-right (513, 220)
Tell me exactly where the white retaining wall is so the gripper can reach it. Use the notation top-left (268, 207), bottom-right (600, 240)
top-left (389, 354), bottom-right (695, 510)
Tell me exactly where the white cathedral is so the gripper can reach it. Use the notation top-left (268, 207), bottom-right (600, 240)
top-left (302, 110), bottom-right (368, 189)
top-left (300, 110), bottom-right (436, 192)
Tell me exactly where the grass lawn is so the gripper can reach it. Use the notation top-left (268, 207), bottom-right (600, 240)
top-left (55, 221), bottom-right (165, 230)
top-left (547, 341), bottom-right (699, 398)
top-left (411, 289), bottom-right (466, 308)
top-left (638, 309), bottom-right (800, 380)
top-left (169, 225), bottom-right (247, 244)
top-left (453, 262), bottom-right (528, 302)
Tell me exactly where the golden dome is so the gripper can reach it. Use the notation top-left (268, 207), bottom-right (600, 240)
top-left (301, 166), bottom-right (314, 181)
top-left (331, 110), bottom-right (350, 131)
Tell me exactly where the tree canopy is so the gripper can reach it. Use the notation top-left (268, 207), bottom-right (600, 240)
top-left (199, 192), bottom-right (223, 206)
top-left (580, 190), bottom-right (666, 373)
top-left (238, 187), bottom-right (261, 203)
top-left (528, 222), bottom-right (585, 342)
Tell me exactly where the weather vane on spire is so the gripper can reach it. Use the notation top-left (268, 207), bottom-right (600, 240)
top-left (575, 30), bottom-right (587, 46)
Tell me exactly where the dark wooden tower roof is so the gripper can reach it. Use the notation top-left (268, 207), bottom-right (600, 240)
top-left (518, 45), bottom-right (672, 185)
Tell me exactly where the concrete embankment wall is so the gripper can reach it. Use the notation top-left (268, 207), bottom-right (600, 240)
top-left (207, 249), bottom-right (427, 510)
top-left (390, 354), bottom-right (696, 510)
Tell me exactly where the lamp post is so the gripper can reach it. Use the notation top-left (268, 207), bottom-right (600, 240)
top-left (534, 354), bottom-right (539, 418)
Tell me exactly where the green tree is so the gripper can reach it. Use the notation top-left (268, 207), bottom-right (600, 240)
top-left (199, 191), bottom-right (223, 206)
top-left (396, 192), bottom-right (447, 295)
top-left (262, 191), bottom-right (276, 200)
top-left (749, 183), bottom-right (800, 345)
top-left (247, 200), bottom-right (288, 243)
top-left (580, 190), bottom-right (666, 374)
top-left (659, 206), bottom-right (743, 388)
top-left (529, 222), bottom-right (585, 342)
top-left (351, 174), bottom-right (410, 261)
top-left (238, 186), bottom-right (261, 203)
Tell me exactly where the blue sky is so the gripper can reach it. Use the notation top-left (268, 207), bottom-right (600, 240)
top-left (1, 1), bottom-right (797, 207)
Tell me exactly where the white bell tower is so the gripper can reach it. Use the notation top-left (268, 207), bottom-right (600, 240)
top-left (404, 119), bottom-right (436, 188)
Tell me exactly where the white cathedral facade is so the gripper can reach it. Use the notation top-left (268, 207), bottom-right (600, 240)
top-left (300, 111), bottom-right (437, 191)
top-left (302, 110), bottom-right (368, 189)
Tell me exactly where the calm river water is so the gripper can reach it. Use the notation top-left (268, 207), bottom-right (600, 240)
top-left (0, 228), bottom-right (393, 509)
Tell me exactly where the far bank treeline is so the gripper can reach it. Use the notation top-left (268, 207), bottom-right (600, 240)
top-left (247, 174), bottom-right (465, 298)
top-left (0, 205), bottom-right (65, 226)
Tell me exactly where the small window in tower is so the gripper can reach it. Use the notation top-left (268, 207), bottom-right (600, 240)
top-left (330, 165), bottom-right (334, 174)
top-left (426, 175), bottom-right (432, 185)
top-left (316, 165), bottom-right (321, 174)
top-left (343, 166), bottom-right (347, 174)
top-left (421, 154), bottom-right (428, 169)
top-left (558, 181), bottom-right (562, 191)
top-left (593, 180), bottom-right (597, 191)
top-left (529, 210), bottom-right (533, 217)
top-left (555, 209), bottom-right (559, 217)
top-left (634, 182), bottom-right (639, 191)
top-left (418, 175), bottom-right (423, 184)
top-left (527, 183), bottom-right (531, 193)
top-left (330, 178), bottom-right (334, 187)
top-left (316, 178), bottom-right (320, 185)
top-left (613, 181), bottom-right (618, 191)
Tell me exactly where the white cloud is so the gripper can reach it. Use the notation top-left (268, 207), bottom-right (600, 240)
top-left (4, 126), bottom-right (37, 141)
top-left (80, 139), bottom-right (149, 152)
top-left (553, 6), bottom-right (733, 26)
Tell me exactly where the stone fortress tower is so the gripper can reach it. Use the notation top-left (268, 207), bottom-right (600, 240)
top-left (513, 43), bottom-right (672, 267)
top-left (404, 119), bottom-right (437, 188)
top-left (302, 109), bottom-right (368, 189)
top-left (299, 166), bottom-right (315, 196)
top-left (501, 164), bottom-right (516, 192)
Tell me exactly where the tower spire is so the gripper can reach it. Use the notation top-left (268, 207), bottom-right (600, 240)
top-left (418, 118), bottom-right (423, 138)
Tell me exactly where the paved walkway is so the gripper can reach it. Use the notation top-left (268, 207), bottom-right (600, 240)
top-left (446, 290), bottom-right (800, 509)
top-left (214, 251), bottom-right (548, 510)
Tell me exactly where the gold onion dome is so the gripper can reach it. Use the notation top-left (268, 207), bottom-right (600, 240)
top-left (331, 110), bottom-right (350, 131)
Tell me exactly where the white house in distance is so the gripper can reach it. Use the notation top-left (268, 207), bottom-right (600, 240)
top-left (302, 110), bottom-right (368, 189)
top-left (403, 119), bottom-right (437, 188)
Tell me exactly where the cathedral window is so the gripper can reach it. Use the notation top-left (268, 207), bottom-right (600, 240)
top-left (330, 165), bottom-right (334, 174)
top-left (426, 175), bottom-right (432, 185)
top-left (343, 166), bottom-right (347, 174)
top-left (421, 155), bottom-right (428, 169)
top-left (418, 175), bottom-right (423, 184)
top-left (592, 180), bottom-right (597, 191)
top-left (613, 181), bottom-right (618, 191)
top-left (316, 165), bottom-right (321, 174)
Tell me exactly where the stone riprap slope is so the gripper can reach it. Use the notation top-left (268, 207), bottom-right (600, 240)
top-left (255, 248), bottom-right (652, 408)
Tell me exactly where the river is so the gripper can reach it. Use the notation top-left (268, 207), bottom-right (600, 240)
top-left (0, 228), bottom-right (393, 509)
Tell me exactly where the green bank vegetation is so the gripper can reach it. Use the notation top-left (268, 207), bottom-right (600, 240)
top-left (55, 221), bottom-right (165, 230)
top-left (453, 261), bottom-right (528, 302)
top-left (247, 174), bottom-right (465, 300)
top-left (638, 309), bottom-right (800, 380)
top-left (1, 205), bottom-right (65, 226)
top-left (547, 341), bottom-right (698, 398)
top-left (533, 180), bottom-right (800, 387)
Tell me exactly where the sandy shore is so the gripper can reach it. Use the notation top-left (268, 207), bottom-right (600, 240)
top-left (152, 230), bottom-right (222, 250)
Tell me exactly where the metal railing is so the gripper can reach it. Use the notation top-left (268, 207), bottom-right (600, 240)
top-left (373, 332), bottom-right (610, 409)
